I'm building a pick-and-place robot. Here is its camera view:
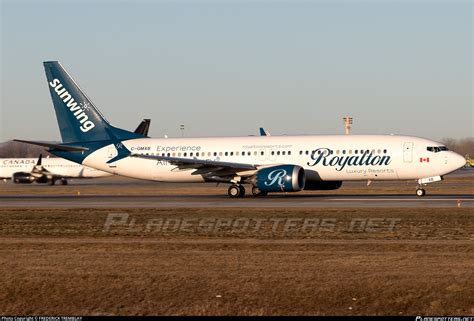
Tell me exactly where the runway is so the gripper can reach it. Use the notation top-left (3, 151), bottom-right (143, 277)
top-left (1, 193), bottom-right (472, 208)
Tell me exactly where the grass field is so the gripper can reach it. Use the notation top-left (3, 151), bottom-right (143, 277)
top-left (1, 207), bottom-right (473, 315)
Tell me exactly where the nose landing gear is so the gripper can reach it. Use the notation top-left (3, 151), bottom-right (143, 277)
top-left (415, 176), bottom-right (442, 197)
top-left (416, 188), bottom-right (426, 197)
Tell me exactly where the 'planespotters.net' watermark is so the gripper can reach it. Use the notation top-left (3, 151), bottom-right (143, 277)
top-left (103, 213), bottom-right (401, 235)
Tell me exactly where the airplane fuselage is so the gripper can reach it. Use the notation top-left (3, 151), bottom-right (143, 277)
top-left (0, 157), bottom-right (111, 180)
top-left (82, 134), bottom-right (463, 183)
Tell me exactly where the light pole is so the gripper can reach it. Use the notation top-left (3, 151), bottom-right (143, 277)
top-left (180, 124), bottom-right (185, 137)
top-left (343, 117), bottom-right (353, 135)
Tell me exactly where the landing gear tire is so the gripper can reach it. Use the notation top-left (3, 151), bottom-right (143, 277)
top-left (228, 184), bottom-right (245, 198)
top-left (252, 186), bottom-right (268, 197)
top-left (416, 188), bottom-right (426, 197)
top-left (61, 179), bottom-right (68, 186)
top-left (238, 185), bottom-right (246, 197)
top-left (49, 179), bottom-right (55, 186)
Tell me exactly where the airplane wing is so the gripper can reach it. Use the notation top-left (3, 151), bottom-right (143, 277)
top-left (130, 154), bottom-right (258, 180)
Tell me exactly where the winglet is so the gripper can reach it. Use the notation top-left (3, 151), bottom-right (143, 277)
top-left (134, 119), bottom-right (151, 137)
top-left (259, 127), bottom-right (271, 136)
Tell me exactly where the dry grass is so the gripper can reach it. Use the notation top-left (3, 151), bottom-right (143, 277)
top-left (0, 207), bottom-right (473, 315)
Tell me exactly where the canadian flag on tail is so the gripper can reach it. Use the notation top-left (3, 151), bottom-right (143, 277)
top-left (420, 157), bottom-right (430, 163)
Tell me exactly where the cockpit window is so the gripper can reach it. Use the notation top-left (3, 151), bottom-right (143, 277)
top-left (427, 146), bottom-right (448, 153)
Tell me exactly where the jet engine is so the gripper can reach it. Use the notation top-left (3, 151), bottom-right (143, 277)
top-left (254, 165), bottom-right (305, 192)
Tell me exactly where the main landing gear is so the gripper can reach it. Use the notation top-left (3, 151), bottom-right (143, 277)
top-left (228, 184), bottom-right (245, 198)
top-left (228, 184), bottom-right (269, 198)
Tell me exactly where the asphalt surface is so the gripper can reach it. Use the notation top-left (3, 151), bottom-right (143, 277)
top-left (0, 193), bottom-right (472, 208)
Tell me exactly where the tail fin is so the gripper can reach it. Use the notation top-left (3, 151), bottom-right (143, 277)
top-left (43, 61), bottom-right (141, 143)
top-left (36, 154), bottom-right (42, 166)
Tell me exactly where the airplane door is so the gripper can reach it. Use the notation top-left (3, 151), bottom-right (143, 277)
top-left (403, 142), bottom-right (413, 163)
top-left (107, 146), bottom-right (117, 168)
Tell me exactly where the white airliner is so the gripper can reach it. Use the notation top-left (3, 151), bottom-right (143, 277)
top-left (0, 154), bottom-right (111, 185)
top-left (16, 61), bottom-right (466, 197)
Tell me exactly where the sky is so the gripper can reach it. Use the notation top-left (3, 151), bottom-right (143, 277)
top-left (1, 0), bottom-right (472, 142)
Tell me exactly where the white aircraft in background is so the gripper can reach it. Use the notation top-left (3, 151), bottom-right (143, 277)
top-left (16, 61), bottom-right (466, 197)
top-left (0, 154), bottom-right (111, 185)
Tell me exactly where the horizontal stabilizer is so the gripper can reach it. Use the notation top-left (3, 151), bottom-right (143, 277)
top-left (13, 139), bottom-right (89, 152)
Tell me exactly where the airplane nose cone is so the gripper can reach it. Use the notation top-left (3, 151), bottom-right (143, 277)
top-left (452, 152), bottom-right (467, 170)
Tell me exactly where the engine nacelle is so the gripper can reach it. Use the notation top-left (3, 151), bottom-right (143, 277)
top-left (304, 180), bottom-right (343, 190)
top-left (255, 165), bottom-right (305, 192)
top-left (12, 172), bottom-right (35, 184)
